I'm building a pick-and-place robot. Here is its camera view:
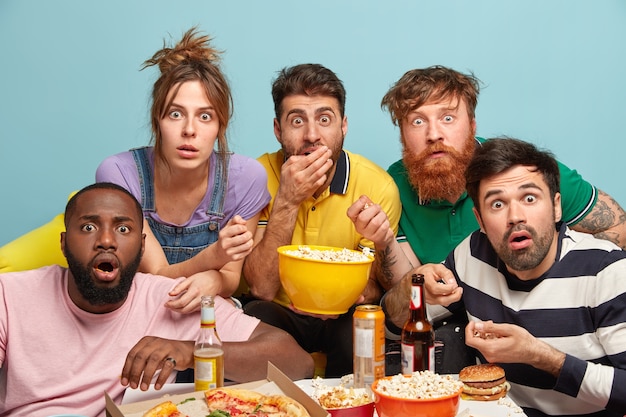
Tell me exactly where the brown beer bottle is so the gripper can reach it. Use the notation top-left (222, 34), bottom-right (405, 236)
top-left (401, 273), bottom-right (435, 373)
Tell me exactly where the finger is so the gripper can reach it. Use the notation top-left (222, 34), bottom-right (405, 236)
top-left (307, 145), bottom-right (330, 159)
top-left (165, 288), bottom-right (194, 311)
top-left (469, 320), bottom-right (500, 340)
top-left (137, 351), bottom-right (173, 391)
top-left (121, 342), bottom-right (143, 387)
top-left (230, 214), bottom-right (246, 225)
top-left (168, 280), bottom-right (191, 297)
top-left (124, 347), bottom-right (154, 390)
top-left (154, 357), bottom-right (176, 390)
top-left (293, 146), bottom-right (330, 168)
top-left (309, 150), bottom-right (333, 173)
top-left (347, 195), bottom-right (372, 218)
top-left (433, 289), bottom-right (463, 306)
top-left (428, 281), bottom-right (458, 296)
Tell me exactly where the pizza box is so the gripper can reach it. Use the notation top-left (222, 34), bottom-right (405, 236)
top-left (105, 362), bottom-right (330, 417)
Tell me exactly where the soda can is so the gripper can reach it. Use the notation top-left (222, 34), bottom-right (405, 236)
top-left (353, 305), bottom-right (385, 388)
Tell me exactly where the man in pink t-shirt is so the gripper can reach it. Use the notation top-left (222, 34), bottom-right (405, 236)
top-left (0, 183), bottom-right (313, 417)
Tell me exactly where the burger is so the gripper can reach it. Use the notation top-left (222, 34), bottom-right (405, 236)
top-left (458, 363), bottom-right (509, 401)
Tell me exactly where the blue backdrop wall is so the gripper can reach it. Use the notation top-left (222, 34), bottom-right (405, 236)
top-left (1, 0), bottom-right (625, 245)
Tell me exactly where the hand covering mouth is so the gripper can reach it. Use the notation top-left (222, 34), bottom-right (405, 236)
top-left (300, 145), bottom-right (321, 156)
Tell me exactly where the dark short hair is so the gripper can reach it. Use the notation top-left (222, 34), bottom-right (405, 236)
top-left (465, 137), bottom-right (560, 210)
top-left (271, 63), bottom-right (346, 119)
top-left (65, 183), bottom-right (144, 228)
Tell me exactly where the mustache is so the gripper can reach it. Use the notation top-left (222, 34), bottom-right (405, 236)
top-left (420, 141), bottom-right (460, 157)
top-left (503, 224), bottom-right (535, 241)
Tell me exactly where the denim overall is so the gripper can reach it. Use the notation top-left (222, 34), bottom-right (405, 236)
top-left (131, 147), bottom-right (230, 264)
top-left (131, 147), bottom-right (230, 383)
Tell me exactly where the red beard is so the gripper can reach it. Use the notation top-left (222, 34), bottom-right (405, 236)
top-left (403, 134), bottom-right (476, 203)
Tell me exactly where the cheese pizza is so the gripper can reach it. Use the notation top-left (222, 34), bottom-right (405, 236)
top-left (204, 387), bottom-right (310, 417)
top-left (141, 388), bottom-right (310, 417)
top-left (142, 400), bottom-right (187, 417)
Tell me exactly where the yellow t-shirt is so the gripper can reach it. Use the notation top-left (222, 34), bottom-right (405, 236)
top-left (256, 149), bottom-right (401, 307)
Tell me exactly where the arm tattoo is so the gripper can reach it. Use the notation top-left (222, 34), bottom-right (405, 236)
top-left (577, 197), bottom-right (616, 233)
top-left (575, 190), bottom-right (626, 249)
top-left (376, 246), bottom-right (396, 286)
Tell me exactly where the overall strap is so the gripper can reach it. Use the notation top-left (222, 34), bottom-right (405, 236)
top-left (206, 152), bottom-right (232, 218)
top-left (130, 147), bottom-right (156, 212)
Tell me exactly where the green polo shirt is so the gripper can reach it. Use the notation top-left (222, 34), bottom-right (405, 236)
top-left (389, 137), bottom-right (598, 264)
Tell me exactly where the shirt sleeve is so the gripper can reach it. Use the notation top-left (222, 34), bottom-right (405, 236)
top-left (557, 160), bottom-right (598, 226)
top-left (95, 152), bottom-right (144, 204)
top-left (230, 156), bottom-right (271, 221)
top-left (214, 296), bottom-right (259, 342)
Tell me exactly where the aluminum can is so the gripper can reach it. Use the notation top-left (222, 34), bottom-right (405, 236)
top-left (353, 305), bottom-right (385, 388)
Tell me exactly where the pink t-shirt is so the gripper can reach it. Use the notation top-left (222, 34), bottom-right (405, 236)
top-left (0, 266), bottom-right (259, 417)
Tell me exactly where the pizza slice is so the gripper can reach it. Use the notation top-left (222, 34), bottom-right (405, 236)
top-left (142, 400), bottom-right (188, 417)
top-left (204, 388), bottom-right (310, 417)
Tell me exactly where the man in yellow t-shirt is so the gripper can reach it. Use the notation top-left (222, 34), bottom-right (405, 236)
top-left (241, 64), bottom-right (408, 378)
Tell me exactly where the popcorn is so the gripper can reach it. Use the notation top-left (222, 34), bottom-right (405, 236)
top-left (374, 371), bottom-right (463, 399)
top-left (285, 246), bottom-right (372, 262)
top-left (311, 377), bottom-right (373, 408)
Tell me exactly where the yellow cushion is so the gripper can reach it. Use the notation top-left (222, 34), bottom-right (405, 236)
top-left (0, 192), bottom-right (76, 273)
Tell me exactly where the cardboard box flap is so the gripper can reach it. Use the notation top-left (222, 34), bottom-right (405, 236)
top-left (266, 362), bottom-right (328, 417)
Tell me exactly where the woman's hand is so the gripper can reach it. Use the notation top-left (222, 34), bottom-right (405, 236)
top-left (210, 215), bottom-right (254, 268)
top-left (165, 270), bottom-right (223, 313)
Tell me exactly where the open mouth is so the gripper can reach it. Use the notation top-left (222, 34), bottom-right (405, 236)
top-left (96, 262), bottom-right (114, 272)
top-left (92, 253), bottom-right (120, 281)
top-left (508, 230), bottom-right (532, 249)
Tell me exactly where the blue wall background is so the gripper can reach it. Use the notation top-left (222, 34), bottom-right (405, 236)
top-left (1, 0), bottom-right (625, 245)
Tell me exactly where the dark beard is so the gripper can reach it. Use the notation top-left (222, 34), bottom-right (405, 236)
top-left (65, 249), bottom-right (141, 306)
top-left (494, 224), bottom-right (554, 271)
top-left (403, 134), bottom-right (475, 203)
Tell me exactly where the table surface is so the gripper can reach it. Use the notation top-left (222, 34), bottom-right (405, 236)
top-left (294, 378), bottom-right (527, 417)
top-left (123, 379), bottom-right (528, 417)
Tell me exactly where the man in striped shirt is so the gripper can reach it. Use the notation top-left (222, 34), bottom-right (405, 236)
top-left (420, 137), bottom-right (626, 416)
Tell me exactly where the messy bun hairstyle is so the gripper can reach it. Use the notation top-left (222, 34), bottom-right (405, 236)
top-left (142, 27), bottom-right (232, 170)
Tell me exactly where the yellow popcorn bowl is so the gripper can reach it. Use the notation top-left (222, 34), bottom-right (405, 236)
top-left (277, 245), bottom-right (374, 315)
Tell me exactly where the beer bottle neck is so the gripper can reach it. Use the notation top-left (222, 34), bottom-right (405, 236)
top-left (201, 306), bottom-right (216, 329)
top-left (408, 284), bottom-right (427, 321)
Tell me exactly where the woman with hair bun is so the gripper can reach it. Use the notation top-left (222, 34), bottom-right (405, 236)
top-left (96, 27), bottom-right (270, 313)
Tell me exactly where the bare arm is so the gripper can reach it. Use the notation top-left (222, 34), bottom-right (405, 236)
top-left (243, 147), bottom-right (333, 300)
top-left (121, 323), bottom-right (315, 391)
top-left (571, 190), bottom-right (626, 250)
top-left (347, 196), bottom-right (414, 291)
top-left (382, 271), bottom-right (412, 329)
top-left (242, 201), bottom-right (299, 300)
top-left (379, 241), bottom-right (423, 328)
top-left (139, 215), bottom-right (259, 301)
top-left (382, 262), bottom-right (460, 329)
top-left (223, 321), bottom-right (314, 382)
